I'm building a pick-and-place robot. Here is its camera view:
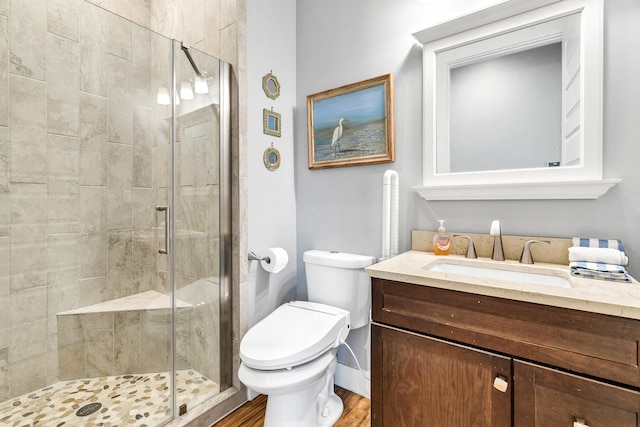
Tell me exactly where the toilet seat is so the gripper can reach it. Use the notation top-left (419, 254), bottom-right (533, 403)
top-left (240, 301), bottom-right (350, 370)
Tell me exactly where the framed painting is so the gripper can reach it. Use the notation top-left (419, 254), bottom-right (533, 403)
top-left (306, 73), bottom-right (395, 169)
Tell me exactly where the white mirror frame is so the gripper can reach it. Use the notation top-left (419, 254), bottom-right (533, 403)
top-left (412, 0), bottom-right (620, 200)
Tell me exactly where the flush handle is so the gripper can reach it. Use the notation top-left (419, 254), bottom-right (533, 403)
top-left (156, 206), bottom-right (169, 254)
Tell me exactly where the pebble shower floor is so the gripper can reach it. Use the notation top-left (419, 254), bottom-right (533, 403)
top-left (0, 370), bottom-right (219, 426)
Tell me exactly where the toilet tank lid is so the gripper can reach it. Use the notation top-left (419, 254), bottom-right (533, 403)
top-left (303, 250), bottom-right (376, 269)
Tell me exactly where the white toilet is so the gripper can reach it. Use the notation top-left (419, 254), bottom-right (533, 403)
top-left (238, 250), bottom-right (376, 427)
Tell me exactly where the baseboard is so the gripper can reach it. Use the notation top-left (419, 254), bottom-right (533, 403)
top-left (334, 362), bottom-right (370, 399)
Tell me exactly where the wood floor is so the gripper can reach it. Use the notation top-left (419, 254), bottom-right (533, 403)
top-left (213, 386), bottom-right (370, 427)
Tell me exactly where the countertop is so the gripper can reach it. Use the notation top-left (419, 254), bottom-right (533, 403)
top-left (365, 251), bottom-right (640, 320)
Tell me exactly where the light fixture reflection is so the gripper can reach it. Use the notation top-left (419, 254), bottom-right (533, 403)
top-left (194, 74), bottom-right (208, 94)
top-left (156, 86), bottom-right (170, 105)
top-left (180, 80), bottom-right (194, 100)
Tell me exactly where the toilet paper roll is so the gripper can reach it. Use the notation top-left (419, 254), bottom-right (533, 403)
top-left (260, 247), bottom-right (288, 273)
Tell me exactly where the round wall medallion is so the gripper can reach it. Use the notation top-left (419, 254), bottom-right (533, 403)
top-left (263, 146), bottom-right (281, 171)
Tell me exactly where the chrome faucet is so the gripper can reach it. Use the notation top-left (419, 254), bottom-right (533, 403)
top-left (519, 240), bottom-right (550, 264)
top-left (454, 235), bottom-right (477, 259)
top-left (490, 220), bottom-right (504, 261)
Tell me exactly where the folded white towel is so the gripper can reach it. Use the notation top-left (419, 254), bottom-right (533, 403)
top-left (568, 247), bottom-right (629, 266)
top-left (572, 237), bottom-right (624, 251)
top-left (570, 261), bottom-right (633, 283)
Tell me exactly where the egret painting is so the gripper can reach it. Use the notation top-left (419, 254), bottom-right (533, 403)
top-left (307, 74), bottom-right (395, 169)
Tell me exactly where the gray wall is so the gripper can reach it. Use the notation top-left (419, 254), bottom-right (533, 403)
top-left (246, 0), bottom-right (298, 327)
top-left (295, 0), bottom-right (640, 287)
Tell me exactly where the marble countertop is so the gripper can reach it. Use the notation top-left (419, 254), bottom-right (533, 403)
top-left (365, 251), bottom-right (640, 320)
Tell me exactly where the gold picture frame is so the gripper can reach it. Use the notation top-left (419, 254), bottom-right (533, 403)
top-left (263, 145), bottom-right (281, 171)
top-left (263, 108), bottom-right (281, 137)
top-left (306, 73), bottom-right (395, 169)
top-left (262, 72), bottom-right (281, 100)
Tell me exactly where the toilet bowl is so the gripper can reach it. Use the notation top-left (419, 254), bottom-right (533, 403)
top-left (239, 301), bottom-right (350, 426)
top-left (239, 250), bottom-right (376, 427)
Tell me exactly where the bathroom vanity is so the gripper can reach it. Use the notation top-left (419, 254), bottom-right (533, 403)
top-left (366, 251), bottom-right (640, 427)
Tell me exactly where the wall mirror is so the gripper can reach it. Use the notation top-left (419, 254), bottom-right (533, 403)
top-left (263, 108), bottom-right (281, 137)
top-left (263, 145), bottom-right (281, 171)
top-left (413, 0), bottom-right (619, 200)
top-left (262, 72), bottom-right (281, 100)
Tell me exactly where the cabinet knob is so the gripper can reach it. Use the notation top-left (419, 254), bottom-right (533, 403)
top-left (574, 418), bottom-right (589, 427)
top-left (493, 376), bottom-right (509, 392)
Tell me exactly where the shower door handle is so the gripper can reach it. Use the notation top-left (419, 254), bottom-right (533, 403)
top-left (156, 206), bottom-right (169, 254)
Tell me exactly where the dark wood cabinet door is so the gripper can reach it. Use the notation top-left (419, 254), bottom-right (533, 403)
top-left (372, 324), bottom-right (512, 427)
top-left (514, 360), bottom-right (640, 427)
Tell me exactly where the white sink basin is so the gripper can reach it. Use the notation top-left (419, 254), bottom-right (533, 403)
top-left (427, 262), bottom-right (571, 288)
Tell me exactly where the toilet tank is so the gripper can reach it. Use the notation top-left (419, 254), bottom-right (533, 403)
top-left (303, 250), bottom-right (376, 329)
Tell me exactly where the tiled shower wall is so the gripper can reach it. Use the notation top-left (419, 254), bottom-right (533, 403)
top-left (0, 0), bottom-right (240, 401)
top-left (0, 0), bottom-right (170, 399)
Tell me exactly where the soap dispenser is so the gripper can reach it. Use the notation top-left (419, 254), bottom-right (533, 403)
top-left (433, 220), bottom-right (451, 256)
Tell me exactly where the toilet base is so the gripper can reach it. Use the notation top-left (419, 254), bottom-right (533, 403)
top-left (317, 393), bottom-right (344, 427)
top-left (263, 379), bottom-right (323, 427)
top-left (263, 387), bottom-right (345, 427)
top-left (245, 352), bottom-right (344, 427)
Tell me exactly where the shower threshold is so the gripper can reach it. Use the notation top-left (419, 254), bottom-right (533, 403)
top-left (0, 369), bottom-right (219, 426)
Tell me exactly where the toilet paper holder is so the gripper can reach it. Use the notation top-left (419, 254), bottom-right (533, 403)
top-left (248, 251), bottom-right (271, 263)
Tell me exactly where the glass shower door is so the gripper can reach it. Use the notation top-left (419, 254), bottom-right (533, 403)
top-left (165, 40), bottom-right (233, 418)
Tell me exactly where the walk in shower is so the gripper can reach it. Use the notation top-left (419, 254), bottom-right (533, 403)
top-left (0, 1), bottom-right (233, 425)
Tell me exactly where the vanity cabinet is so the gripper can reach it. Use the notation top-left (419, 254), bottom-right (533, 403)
top-left (371, 278), bottom-right (640, 427)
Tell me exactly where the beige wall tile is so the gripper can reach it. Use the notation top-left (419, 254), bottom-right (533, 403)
top-left (79, 1), bottom-right (107, 96)
top-left (9, 354), bottom-right (46, 396)
top-left (9, 0), bottom-right (46, 79)
top-left (219, 21), bottom-right (236, 71)
top-left (47, 34), bottom-right (80, 137)
top-left (108, 0), bottom-right (132, 22)
top-left (48, 0), bottom-right (79, 41)
top-left (132, 25), bottom-right (152, 107)
top-left (132, 187), bottom-right (153, 230)
top-left (183, 0), bottom-right (205, 46)
top-left (107, 143), bottom-right (133, 230)
top-left (79, 93), bottom-right (108, 186)
top-left (201, 0), bottom-right (220, 57)
top-left (79, 186), bottom-right (108, 278)
top-left (132, 230), bottom-right (155, 271)
top-left (10, 318), bottom-right (46, 362)
top-left (220, 0), bottom-right (236, 30)
top-left (107, 230), bottom-right (133, 299)
top-left (86, 328), bottom-right (114, 377)
top-left (10, 76), bottom-right (47, 184)
top-left (0, 126), bottom-right (7, 189)
top-left (78, 277), bottom-right (108, 307)
top-left (133, 105), bottom-right (153, 187)
top-left (47, 265), bottom-right (80, 320)
top-left (0, 17), bottom-right (7, 127)
top-left (10, 184), bottom-right (47, 290)
top-left (107, 55), bottom-right (133, 144)
top-left (0, 347), bottom-right (8, 400)
top-left (108, 13), bottom-right (132, 60)
top-left (0, 275), bottom-right (9, 349)
top-left (48, 134), bottom-right (80, 234)
top-left (114, 311), bottom-right (141, 373)
top-left (132, 267), bottom-right (155, 294)
top-left (132, 0), bottom-right (151, 29)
